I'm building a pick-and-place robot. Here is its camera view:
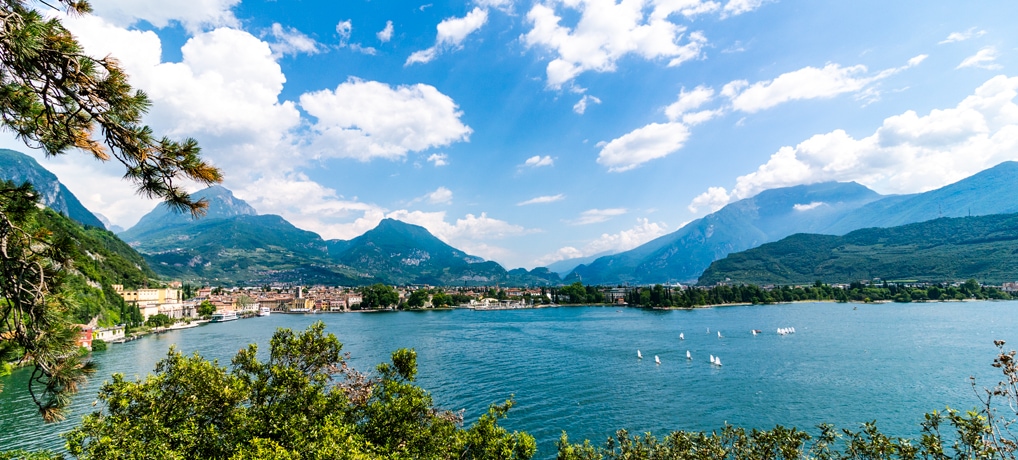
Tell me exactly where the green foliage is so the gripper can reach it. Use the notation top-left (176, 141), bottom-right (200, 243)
top-left (700, 213), bottom-right (1018, 286)
top-left (406, 289), bottom-right (429, 308)
top-left (65, 322), bottom-right (534, 460)
top-left (359, 283), bottom-right (399, 309)
top-left (198, 300), bottom-right (216, 317)
top-left (144, 313), bottom-right (172, 328)
top-left (554, 282), bottom-right (605, 304)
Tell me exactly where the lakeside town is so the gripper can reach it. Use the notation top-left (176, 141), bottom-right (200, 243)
top-left (74, 278), bottom-right (1018, 351)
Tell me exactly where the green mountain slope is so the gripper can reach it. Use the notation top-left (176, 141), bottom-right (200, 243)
top-left (0, 149), bottom-right (105, 228)
top-left (330, 218), bottom-right (511, 286)
top-left (698, 213), bottom-right (1018, 285)
top-left (120, 185), bottom-right (257, 241)
top-left (139, 214), bottom-right (366, 285)
top-left (569, 181), bottom-right (883, 284)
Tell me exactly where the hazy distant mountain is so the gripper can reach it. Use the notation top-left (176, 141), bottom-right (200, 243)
top-left (569, 181), bottom-right (883, 284)
top-left (545, 253), bottom-right (609, 276)
top-left (699, 213), bottom-right (1018, 285)
top-left (120, 185), bottom-right (257, 241)
top-left (94, 213), bottom-right (125, 233)
top-left (821, 161), bottom-right (1018, 234)
top-left (0, 148), bottom-right (105, 228)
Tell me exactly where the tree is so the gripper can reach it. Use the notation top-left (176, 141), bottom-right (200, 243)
top-left (406, 289), bottom-right (429, 308)
top-left (361, 283), bottom-right (399, 309)
top-left (144, 313), bottom-right (172, 328)
top-left (0, 0), bottom-right (222, 421)
top-left (197, 300), bottom-right (216, 317)
top-left (66, 322), bottom-right (535, 459)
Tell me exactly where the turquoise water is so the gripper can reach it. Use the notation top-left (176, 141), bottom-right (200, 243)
top-left (2, 301), bottom-right (1017, 457)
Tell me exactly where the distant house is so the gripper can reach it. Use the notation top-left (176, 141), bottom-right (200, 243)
top-left (74, 325), bottom-right (94, 351)
top-left (93, 325), bottom-right (126, 343)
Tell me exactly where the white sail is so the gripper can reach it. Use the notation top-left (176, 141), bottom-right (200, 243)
top-left (686, 350), bottom-right (691, 359)
top-left (637, 350), bottom-right (643, 359)
top-left (717, 331), bottom-right (722, 338)
top-left (655, 355), bottom-right (661, 365)
top-left (710, 354), bottom-right (715, 364)
top-left (715, 357), bottom-right (722, 366)
top-left (679, 333), bottom-right (684, 340)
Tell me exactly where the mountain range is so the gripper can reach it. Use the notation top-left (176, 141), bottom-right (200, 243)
top-left (566, 162), bottom-right (1018, 284)
top-left (4, 146), bottom-right (1018, 287)
top-left (0, 149), bottom-right (106, 229)
top-left (698, 213), bottom-right (1018, 285)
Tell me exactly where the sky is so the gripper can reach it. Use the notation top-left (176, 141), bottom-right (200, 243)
top-left (3, 0), bottom-right (1018, 270)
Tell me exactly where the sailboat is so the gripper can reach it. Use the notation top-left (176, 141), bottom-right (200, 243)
top-left (715, 356), bottom-right (722, 366)
top-left (637, 350), bottom-right (643, 359)
top-left (679, 333), bottom-right (684, 340)
top-left (655, 355), bottom-right (661, 365)
top-left (686, 350), bottom-right (691, 360)
top-left (751, 329), bottom-right (757, 336)
top-left (709, 354), bottom-right (715, 364)
top-left (717, 330), bottom-right (722, 338)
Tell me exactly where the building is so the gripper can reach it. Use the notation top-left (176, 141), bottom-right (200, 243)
top-left (93, 325), bottom-right (126, 343)
top-left (113, 285), bottom-right (189, 320)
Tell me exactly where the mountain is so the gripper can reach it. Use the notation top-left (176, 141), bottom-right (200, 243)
top-left (329, 218), bottom-right (510, 286)
top-left (545, 253), bottom-right (609, 276)
top-left (569, 161), bottom-right (1018, 285)
top-left (0, 148), bottom-right (105, 228)
top-left (568, 181), bottom-right (883, 284)
top-left (120, 185), bottom-right (257, 241)
top-left (698, 213), bottom-right (1018, 286)
top-left (820, 161), bottom-right (1018, 234)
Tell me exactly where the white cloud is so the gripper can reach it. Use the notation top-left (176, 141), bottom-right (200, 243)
top-left (425, 186), bottom-right (454, 203)
top-left (517, 194), bottom-right (565, 206)
top-left (86, 0), bottom-right (240, 33)
top-left (377, 21), bottom-right (394, 43)
top-left (724, 57), bottom-right (926, 113)
top-left (336, 20), bottom-right (353, 42)
top-left (522, 1), bottom-right (708, 89)
top-left (939, 28), bottom-right (986, 45)
top-left (721, 0), bottom-right (767, 17)
top-left (597, 122), bottom-right (690, 172)
top-left (665, 85), bottom-right (714, 121)
top-left (651, 0), bottom-right (721, 19)
top-left (793, 202), bottom-right (825, 212)
top-left (300, 78), bottom-right (472, 161)
top-left (536, 218), bottom-right (668, 265)
top-left (571, 208), bottom-right (628, 225)
top-left (958, 47), bottom-right (1002, 70)
top-left (428, 153), bottom-right (449, 166)
top-left (690, 75), bottom-right (1018, 212)
top-left (573, 95), bottom-right (602, 114)
top-left (268, 23), bottom-right (321, 58)
top-left (523, 155), bottom-right (555, 167)
top-left (406, 7), bottom-right (488, 65)
top-left (687, 186), bottom-right (731, 213)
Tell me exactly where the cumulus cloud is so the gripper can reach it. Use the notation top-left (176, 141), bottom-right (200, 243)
top-left (570, 208), bottom-right (628, 225)
top-left (723, 57), bottom-right (927, 113)
top-left (687, 186), bottom-right (731, 213)
top-left (517, 194), bottom-right (565, 206)
top-left (689, 75), bottom-right (1018, 213)
top-left (793, 202), bottom-right (825, 212)
top-left (573, 95), bottom-right (602, 114)
top-left (721, 0), bottom-right (767, 17)
top-left (939, 28), bottom-right (986, 45)
top-left (665, 85), bottom-right (714, 120)
top-left (420, 186), bottom-right (453, 205)
top-left (300, 78), bottom-right (472, 161)
top-left (536, 218), bottom-right (668, 265)
top-left (522, 0), bottom-right (708, 89)
top-left (86, 0), bottom-right (240, 33)
top-left (427, 153), bottom-right (449, 166)
top-left (523, 155), bottom-right (555, 168)
top-left (406, 7), bottom-right (488, 65)
top-left (597, 122), bottom-right (690, 172)
top-left (377, 21), bottom-right (394, 42)
top-left (958, 47), bottom-right (1002, 70)
top-left (267, 23), bottom-right (321, 58)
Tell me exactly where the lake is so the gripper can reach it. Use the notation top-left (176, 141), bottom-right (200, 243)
top-left (2, 301), bottom-right (1016, 457)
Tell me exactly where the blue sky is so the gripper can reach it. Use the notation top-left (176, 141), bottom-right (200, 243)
top-left (3, 0), bottom-right (1017, 269)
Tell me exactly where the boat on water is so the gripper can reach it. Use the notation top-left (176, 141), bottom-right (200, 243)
top-left (717, 330), bottom-right (722, 338)
top-left (258, 306), bottom-right (271, 317)
top-left (210, 311), bottom-right (238, 323)
top-left (710, 354), bottom-right (715, 364)
top-left (686, 350), bottom-right (691, 360)
top-left (654, 355), bottom-right (660, 365)
top-left (637, 350), bottom-right (643, 359)
top-left (715, 357), bottom-right (722, 366)
top-left (679, 333), bottom-right (684, 340)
